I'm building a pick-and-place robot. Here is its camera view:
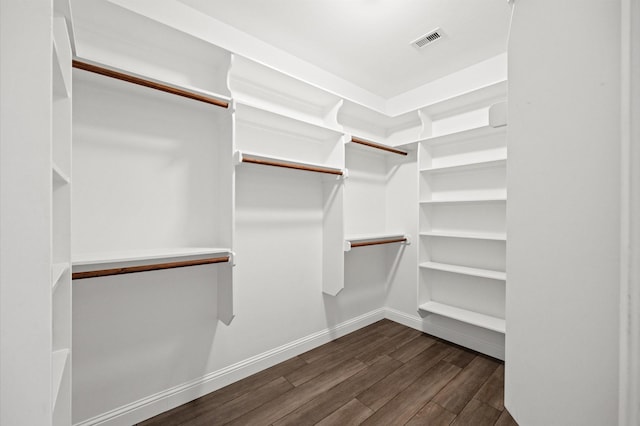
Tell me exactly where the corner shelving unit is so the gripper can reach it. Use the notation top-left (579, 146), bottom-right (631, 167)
top-left (416, 94), bottom-right (508, 359)
top-left (336, 101), bottom-right (420, 296)
top-left (51, 1), bottom-right (74, 423)
top-left (71, 6), bottom-right (236, 324)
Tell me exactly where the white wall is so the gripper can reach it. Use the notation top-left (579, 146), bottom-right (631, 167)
top-left (0, 0), bottom-right (53, 424)
top-left (505, 1), bottom-right (621, 425)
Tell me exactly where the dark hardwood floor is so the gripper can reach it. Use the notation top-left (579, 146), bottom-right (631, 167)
top-left (138, 319), bottom-right (518, 426)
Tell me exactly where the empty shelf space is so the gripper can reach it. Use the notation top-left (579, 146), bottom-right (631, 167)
top-left (418, 125), bottom-right (507, 147)
top-left (420, 197), bottom-right (507, 205)
top-left (420, 261), bottom-right (506, 281)
top-left (72, 247), bottom-right (231, 280)
top-left (349, 136), bottom-right (408, 156)
top-left (51, 348), bottom-right (69, 409)
top-left (421, 158), bottom-right (506, 173)
top-left (72, 58), bottom-right (230, 109)
top-left (52, 164), bottom-right (70, 185)
top-left (51, 262), bottom-right (69, 290)
top-left (345, 233), bottom-right (408, 250)
top-left (419, 301), bottom-right (505, 334)
top-left (421, 230), bottom-right (507, 241)
top-left (235, 151), bottom-right (344, 176)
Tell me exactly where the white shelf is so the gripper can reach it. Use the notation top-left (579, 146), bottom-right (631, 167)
top-left (420, 261), bottom-right (506, 281)
top-left (421, 231), bottom-right (506, 241)
top-left (51, 349), bottom-right (69, 409)
top-left (420, 197), bottom-right (507, 205)
top-left (73, 247), bottom-right (231, 269)
top-left (417, 125), bottom-right (507, 147)
top-left (421, 158), bottom-right (506, 173)
top-left (235, 151), bottom-right (344, 177)
top-left (51, 262), bottom-right (69, 290)
top-left (419, 301), bottom-right (505, 334)
top-left (52, 164), bottom-right (70, 185)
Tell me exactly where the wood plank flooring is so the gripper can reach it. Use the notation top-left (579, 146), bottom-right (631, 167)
top-left (137, 319), bottom-right (518, 426)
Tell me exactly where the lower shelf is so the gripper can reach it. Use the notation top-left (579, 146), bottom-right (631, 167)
top-left (72, 247), bottom-right (232, 280)
top-left (51, 348), bottom-right (69, 409)
top-left (420, 261), bottom-right (506, 281)
top-left (419, 301), bottom-right (506, 334)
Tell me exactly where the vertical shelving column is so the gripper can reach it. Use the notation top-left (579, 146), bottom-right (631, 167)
top-left (337, 101), bottom-right (421, 295)
top-left (51, 1), bottom-right (74, 423)
top-left (417, 103), bottom-right (508, 359)
top-left (71, 0), bottom-right (235, 323)
top-left (229, 57), bottom-right (346, 295)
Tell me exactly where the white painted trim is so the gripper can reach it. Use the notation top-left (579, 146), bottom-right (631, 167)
top-left (384, 308), bottom-right (505, 360)
top-left (620, 0), bottom-right (640, 424)
top-left (73, 308), bottom-right (385, 426)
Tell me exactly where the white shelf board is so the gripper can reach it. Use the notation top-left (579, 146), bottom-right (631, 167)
top-left (234, 99), bottom-right (344, 134)
top-left (52, 164), bottom-right (70, 185)
top-left (51, 348), bottom-right (69, 409)
top-left (420, 197), bottom-right (507, 205)
top-left (420, 231), bottom-right (507, 241)
top-left (419, 301), bottom-right (506, 334)
top-left (420, 261), bottom-right (506, 281)
top-left (74, 57), bottom-right (232, 107)
top-left (72, 247), bottom-right (232, 272)
top-left (421, 158), bottom-right (506, 173)
top-left (52, 17), bottom-right (71, 99)
top-left (235, 151), bottom-right (344, 176)
top-left (416, 125), bottom-right (507, 147)
top-left (51, 262), bottom-right (69, 290)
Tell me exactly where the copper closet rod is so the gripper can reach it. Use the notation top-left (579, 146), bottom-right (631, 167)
top-left (241, 155), bottom-right (344, 176)
top-left (351, 137), bottom-right (408, 156)
top-left (350, 237), bottom-right (407, 248)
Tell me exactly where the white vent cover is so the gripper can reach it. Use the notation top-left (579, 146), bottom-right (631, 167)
top-left (411, 28), bottom-right (444, 48)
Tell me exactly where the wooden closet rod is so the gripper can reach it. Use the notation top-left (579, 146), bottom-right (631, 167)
top-left (350, 237), bottom-right (407, 248)
top-left (71, 256), bottom-right (230, 280)
top-left (72, 60), bottom-right (229, 109)
top-left (351, 137), bottom-right (408, 156)
top-left (242, 156), bottom-right (344, 176)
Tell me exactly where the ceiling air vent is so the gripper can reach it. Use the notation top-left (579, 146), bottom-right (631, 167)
top-left (411, 28), bottom-right (444, 48)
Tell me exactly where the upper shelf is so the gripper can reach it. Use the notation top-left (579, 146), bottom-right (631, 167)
top-left (72, 247), bottom-right (232, 280)
top-left (421, 158), bottom-right (506, 173)
top-left (421, 230), bottom-right (507, 241)
top-left (420, 197), bottom-right (507, 205)
top-left (420, 261), bottom-right (506, 281)
top-left (417, 125), bottom-right (507, 147)
top-left (235, 151), bottom-right (344, 177)
top-left (72, 58), bottom-right (230, 109)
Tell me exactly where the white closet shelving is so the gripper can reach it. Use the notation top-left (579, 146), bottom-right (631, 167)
top-left (71, 1), bottom-right (235, 323)
top-left (51, 0), bottom-right (74, 423)
top-left (336, 101), bottom-right (420, 295)
top-left (416, 88), bottom-right (508, 359)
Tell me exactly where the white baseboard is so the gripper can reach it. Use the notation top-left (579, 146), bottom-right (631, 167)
top-left (384, 307), bottom-right (505, 361)
top-left (74, 308), bottom-right (385, 426)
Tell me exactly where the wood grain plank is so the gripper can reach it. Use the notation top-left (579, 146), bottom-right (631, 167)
top-left (274, 355), bottom-right (402, 426)
top-left (388, 333), bottom-right (438, 363)
top-left (316, 399), bottom-right (374, 426)
top-left (356, 341), bottom-right (452, 412)
top-left (432, 356), bottom-right (501, 414)
top-left (450, 399), bottom-right (501, 426)
top-left (443, 345), bottom-right (478, 369)
top-left (360, 361), bottom-right (461, 426)
top-left (138, 356), bottom-right (307, 426)
top-left (225, 358), bottom-right (366, 426)
top-left (356, 326), bottom-right (421, 364)
top-left (190, 376), bottom-right (293, 425)
top-left (285, 332), bottom-right (387, 386)
top-left (473, 364), bottom-right (505, 410)
top-left (405, 402), bottom-right (457, 426)
top-left (494, 409), bottom-right (519, 426)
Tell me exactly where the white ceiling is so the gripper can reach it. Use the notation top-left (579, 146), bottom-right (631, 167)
top-left (179, 0), bottom-right (511, 99)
